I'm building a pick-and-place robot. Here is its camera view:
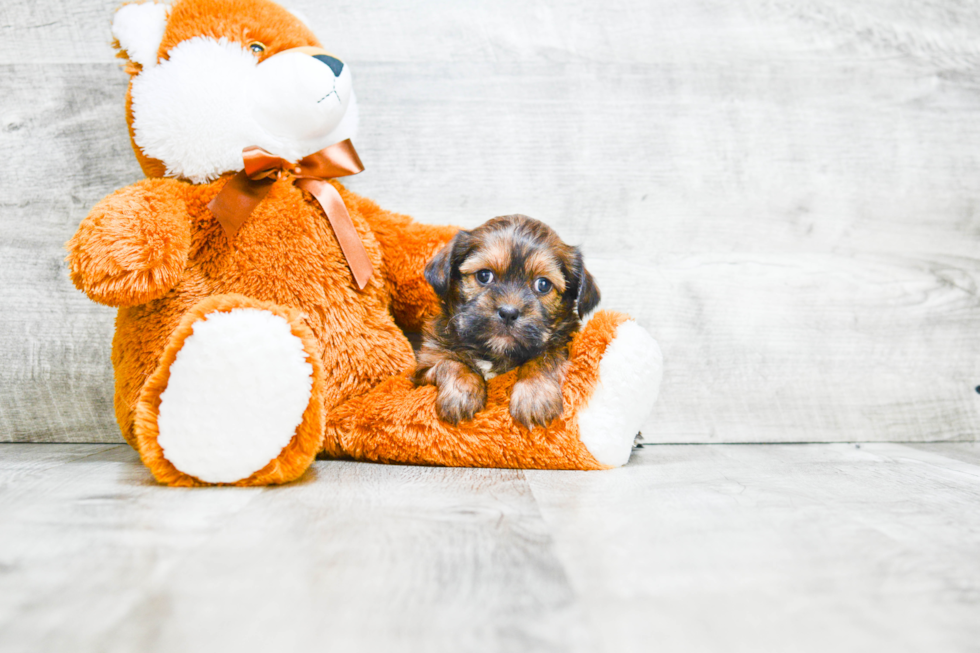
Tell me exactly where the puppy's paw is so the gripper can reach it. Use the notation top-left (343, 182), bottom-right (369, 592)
top-left (510, 376), bottom-right (564, 430)
top-left (436, 372), bottom-right (487, 424)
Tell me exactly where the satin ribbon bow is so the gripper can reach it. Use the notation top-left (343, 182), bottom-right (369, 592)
top-left (207, 139), bottom-right (373, 290)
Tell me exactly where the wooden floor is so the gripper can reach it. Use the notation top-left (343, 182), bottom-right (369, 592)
top-left (1, 443), bottom-right (978, 652)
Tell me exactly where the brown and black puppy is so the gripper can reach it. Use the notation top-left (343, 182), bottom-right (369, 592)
top-left (412, 214), bottom-right (600, 429)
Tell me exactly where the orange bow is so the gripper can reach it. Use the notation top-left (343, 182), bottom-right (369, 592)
top-left (207, 139), bottom-right (373, 290)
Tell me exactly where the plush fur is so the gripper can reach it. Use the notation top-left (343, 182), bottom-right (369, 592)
top-left (66, 0), bottom-right (664, 486)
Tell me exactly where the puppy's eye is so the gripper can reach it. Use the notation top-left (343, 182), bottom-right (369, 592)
top-left (248, 41), bottom-right (266, 54)
top-left (475, 269), bottom-right (494, 285)
top-left (534, 277), bottom-right (553, 294)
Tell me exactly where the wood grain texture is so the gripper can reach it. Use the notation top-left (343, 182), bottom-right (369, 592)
top-left (2, 0), bottom-right (980, 442)
top-left (0, 445), bottom-right (587, 653)
top-left (1, 442), bottom-right (979, 652)
top-left (526, 443), bottom-right (980, 653)
top-left (0, 64), bottom-right (134, 442)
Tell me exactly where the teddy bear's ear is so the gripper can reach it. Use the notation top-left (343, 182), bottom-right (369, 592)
top-left (111, 1), bottom-right (170, 69)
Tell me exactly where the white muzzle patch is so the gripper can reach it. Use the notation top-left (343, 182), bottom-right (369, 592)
top-left (130, 37), bottom-right (358, 183)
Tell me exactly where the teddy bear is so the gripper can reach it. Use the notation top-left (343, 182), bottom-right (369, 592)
top-left (65, 0), bottom-right (664, 486)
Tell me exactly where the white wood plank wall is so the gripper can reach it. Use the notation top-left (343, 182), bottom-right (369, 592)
top-left (1, 0), bottom-right (978, 443)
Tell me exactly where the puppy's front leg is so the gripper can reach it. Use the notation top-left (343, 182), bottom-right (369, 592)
top-left (414, 356), bottom-right (487, 424)
top-left (510, 351), bottom-right (568, 430)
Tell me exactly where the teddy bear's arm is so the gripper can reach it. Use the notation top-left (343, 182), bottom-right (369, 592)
top-left (339, 186), bottom-right (458, 331)
top-left (66, 179), bottom-right (192, 307)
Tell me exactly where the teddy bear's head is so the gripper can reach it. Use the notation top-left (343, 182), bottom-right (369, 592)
top-left (112, 0), bottom-right (358, 183)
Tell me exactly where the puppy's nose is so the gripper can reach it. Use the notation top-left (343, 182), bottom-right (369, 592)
top-left (497, 305), bottom-right (520, 324)
top-left (313, 54), bottom-right (344, 76)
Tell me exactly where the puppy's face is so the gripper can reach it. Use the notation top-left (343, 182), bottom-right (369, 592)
top-left (425, 215), bottom-right (600, 364)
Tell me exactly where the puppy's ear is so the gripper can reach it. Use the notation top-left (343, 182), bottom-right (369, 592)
top-left (425, 231), bottom-right (472, 299)
top-left (571, 248), bottom-right (601, 318)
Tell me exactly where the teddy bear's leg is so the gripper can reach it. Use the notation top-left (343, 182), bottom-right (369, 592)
top-left (322, 311), bottom-right (663, 469)
top-left (572, 313), bottom-right (664, 466)
top-left (133, 294), bottom-right (326, 486)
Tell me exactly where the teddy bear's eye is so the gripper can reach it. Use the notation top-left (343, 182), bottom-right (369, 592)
top-left (248, 42), bottom-right (266, 54)
top-left (475, 270), bottom-right (494, 285)
top-left (534, 277), bottom-right (553, 294)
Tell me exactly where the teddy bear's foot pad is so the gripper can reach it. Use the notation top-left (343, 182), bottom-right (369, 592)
top-left (156, 308), bottom-right (314, 483)
top-left (578, 320), bottom-right (663, 467)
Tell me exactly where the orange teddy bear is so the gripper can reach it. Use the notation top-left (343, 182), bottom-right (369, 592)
top-left (66, 0), bottom-right (663, 486)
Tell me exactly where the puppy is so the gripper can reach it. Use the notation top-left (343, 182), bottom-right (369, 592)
top-left (412, 214), bottom-right (600, 429)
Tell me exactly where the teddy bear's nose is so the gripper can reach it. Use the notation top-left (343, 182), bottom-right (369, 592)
top-left (313, 54), bottom-right (344, 77)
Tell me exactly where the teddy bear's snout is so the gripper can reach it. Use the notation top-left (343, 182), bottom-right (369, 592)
top-left (274, 46), bottom-right (346, 80)
top-left (248, 46), bottom-right (354, 147)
